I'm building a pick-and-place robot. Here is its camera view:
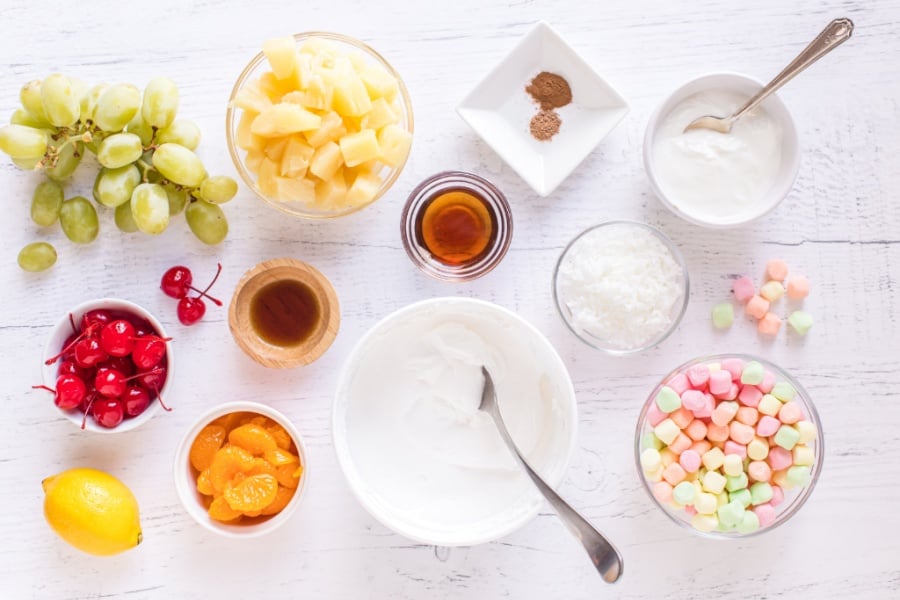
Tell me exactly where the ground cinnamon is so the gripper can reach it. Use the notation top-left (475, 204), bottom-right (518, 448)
top-left (529, 110), bottom-right (561, 141)
top-left (525, 72), bottom-right (572, 110)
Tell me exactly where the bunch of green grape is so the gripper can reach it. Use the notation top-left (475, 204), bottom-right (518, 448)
top-left (0, 74), bottom-right (238, 272)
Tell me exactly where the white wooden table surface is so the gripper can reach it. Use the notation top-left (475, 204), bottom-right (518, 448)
top-left (2, 0), bottom-right (898, 598)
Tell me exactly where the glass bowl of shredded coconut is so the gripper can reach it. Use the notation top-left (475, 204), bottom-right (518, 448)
top-left (553, 221), bottom-right (689, 354)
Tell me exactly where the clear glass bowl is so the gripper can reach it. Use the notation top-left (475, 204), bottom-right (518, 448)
top-left (552, 220), bottom-right (689, 354)
top-left (635, 354), bottom-right (824, 539)
top-left (400, 171), bottom-right (513, 281)
top-left (225, 32), bottom-right (414, 219)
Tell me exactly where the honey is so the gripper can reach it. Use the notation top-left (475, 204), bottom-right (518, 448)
top-left (417, 189), bottom-right (495, 266)
top-left (249, 279), bottom-right (320, 347)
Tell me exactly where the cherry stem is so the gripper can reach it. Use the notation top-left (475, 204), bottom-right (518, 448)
top-left (81, 395), bottom-right (97, 430)
top-left (44, 322), bottom-right (100, 365)
top-left (125, 366), bottom-right (167, 383)
top-left (32, 385), bottom-right (55, 394)
top-left (68, 313), bottom-right (77, 334)
top-left (153, 384), bottom-right (172, 412)
top-left (192, 263), bottom-right (223, 306)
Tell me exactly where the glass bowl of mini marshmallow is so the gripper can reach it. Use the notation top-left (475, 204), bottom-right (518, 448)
top-left (635, 354), bottom-right (823, 538)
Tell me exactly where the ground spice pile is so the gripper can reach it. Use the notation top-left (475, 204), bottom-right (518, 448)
top-left (525, 71), bottom-right (572, 141)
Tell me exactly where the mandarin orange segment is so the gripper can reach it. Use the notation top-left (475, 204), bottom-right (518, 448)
top-left (240, 415), bottom-right (268, 427)
top-left (264, 447), bottom-right (298, 466)
top-left (209, 444), bottom-right (256, 493)
top-left (223, 473), bottom-right (279, 512)
top-left (211, 411), bottom-right (252, 432)
top-left (275, 463), bottom-right (301, 488)
top-left (261, 485), bottom-right (295, 516)
top-left (266, 423), bottom-right (294, 451)
top-left (189, 424), bottom-right (227, 472)
top-left (228, 424), bottom-right (278, 456)
top-left (209, 496), bottom-right (243, 522)
top-left (197, 468), bottom-right (214, 495)
top-left (247, 457), bottom-right (278, 478)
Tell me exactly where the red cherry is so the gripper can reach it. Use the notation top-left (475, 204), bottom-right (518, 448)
top-left (100, 319), bottom-right (136, 357)
top-left (161, 266), bottom-right (193, 299)
top-left (73, 337), bottom-right (107, 368)
top-left (92, 398), bottom-right (124, 428)
top-left (81, 309), bottom-right (113, 332)
top-left (98, 355), bottom-right (135, 377)
top-left (177, 296), bottom-right (206, 325)
top-left (122, 385), bottom-right (151, 417)
top-left (95, 367), bottom-right (126, 398)
top-left (136, 366), bottom-right (167, 391)
top-left (55, 374), bottom-right (87, 409)
top-left (58, 359), bottom-right (90, 379)
top-left (132, 336), bottom-right (168, 370)
top-left (167, 262), bottom-right (223, 326)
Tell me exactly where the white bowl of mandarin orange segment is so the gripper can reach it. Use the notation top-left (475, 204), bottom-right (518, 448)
top-left (39, 298), bottom-right (173, 433)
top-left (635, 355), bottom-right (823, 538)
top-left (226, 33), bottom-right (414, 219)
top-left (174, 402), bottom-right (308, 537)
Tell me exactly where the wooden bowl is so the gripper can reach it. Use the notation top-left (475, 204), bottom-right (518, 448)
top-left (228, 258), bottom-right (340, 368)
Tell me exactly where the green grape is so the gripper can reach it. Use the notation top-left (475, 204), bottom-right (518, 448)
top-left (96, 164), bottom-right (141, 207)
top-left (141, 77), bottom-right (179, 129)
top-left (199, 176), bottom-right (238, 204)
top-left (156, 119), bottom-right (200, 150)
top-left (81, 83), bottom-right (108, 122)
top-left (10, 108), bottom-right (47, 129)
top-left (152, 143), bottom-right (206, 187)
top-left (130, 183), bottom-right (169, 234)
top-left (164, 186), bottom-right (188, 215)
top-left (185, 199), bottom-right (228, 245)
top-left (94, 83), bottom-right (141, 132)
top-left (13, 156), bottom-right (41, 170)
top-left (40, 74), bottom-right (81, 127)
top-left (19, 80), bottom-right (49, 125)
top-left (71, 78), bottom-right (88, 117)
top-left (31, 180), bottom-right (64, 226)
top-left (46, 141), bottom-right (83, 181)
top-left (59, 196), bottom-right (99, 243)
top-left (17, 242), bottom-right (57, 272)
top-left (0, 124), bottom-right (48, 159)
top-left (84, 131), bottom-right (106, 155)
top-left (96, 132), bottom-right (142, 169)
top-left (114, 200), bottom-right (139, 233)
top-left (126, 112), bottom-right (154, 146)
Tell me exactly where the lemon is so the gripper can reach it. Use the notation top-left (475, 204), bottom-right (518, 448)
top-left (42, 467), bottom-right (142, 556)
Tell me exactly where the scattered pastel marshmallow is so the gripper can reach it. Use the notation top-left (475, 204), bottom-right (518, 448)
top-left (766, 259), bottom-right (789, 282)
top-left (787, 274), bottom-right (809, 299)
top-left (757, 312), bottom-right (782, 336)
top-left (732, 276), bottom-right (755, 303)
top-left (655, 386), bottom-right (682, 413)
top-left (788, 311), bottom-right (814, 335)
top-left (745, 295), bottom-right (770, 319)
top-left (759, 280), bottom-right (785, 302)
top-left (712, 303), bottom-right (734, 329)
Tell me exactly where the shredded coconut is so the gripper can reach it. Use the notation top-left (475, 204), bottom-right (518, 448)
top-left (556, 224), bottom-right (684, 350)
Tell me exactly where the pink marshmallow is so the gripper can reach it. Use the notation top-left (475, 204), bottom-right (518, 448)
top-left (759, 370), bottom-right (776, 394)
top-left (735, 406), bottom-right (759, 426)
top-left (738, 385), bottom-right (763, 408)
top-left (662, 462), bottom-right (687, 485)
top-left (709, 370), bottom-right (732, 395)
top-left (748, 460), bottom-right (772, 483)
top-left (757, 312), bottom-right (782, 336)
top-left (787, 274), bottom-right (809, 300)
top-left (724, 440), bottom-right (747, 458)
top-left (692, 394), bottom-right (716, 419)
top-left (690, 440), bottom-right (712, 455)
top-left (756, 415), bottom-right (781, 437)
top-left (767, 446), bottom-right (793, 471)
top-left (745, 295), bottom-right (770, 320)
top-left (721, 358), bottom-right (745, 380)
top-left (647, 401), bottom-right (668, 427)
top-left (669, 433), bottom-right (693, 455)
top-left (685, 419), bottom-right (708, 441)
top-left (681, 389), bottom-right (706, 412)
top-left (770, 485), bottom-right (785, 507)
top-left (684, 504), bottom-right (698, 516)
top-left (707, 423), bottom-right (730, 442)
top-left (729, 421), bottom-right (756, 445)
top-left (778, 401), bottom-right (803, 424)
top-left (754, 503), bottom-right (777, 527)
top-left (670, 407), bottom-right (694, 429)
top-left (732, 275), bottom-right (755, 303)
top-left (715, 383), bottom-right (739, 401)
top-left (766, 259), bottom-right (789, 282)
top-left (686, 364), bottom-right (710, 388)
top-left (711, 401), bottom-right (739, 426)
top-left (652, 481), bottom-right (674, 504)
top-left (666, 373), bottom-right (690, 396)
top-left (679, 449), bottom-right (702, 473)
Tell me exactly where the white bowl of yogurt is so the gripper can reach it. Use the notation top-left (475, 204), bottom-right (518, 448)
top-left (643, 73), bottom-right (800, 227)
top-left (333, 297), bottom-right (578, 546)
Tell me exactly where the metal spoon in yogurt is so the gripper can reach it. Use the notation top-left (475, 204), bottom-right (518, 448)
top-left (684, 18), bottom-right (853, 134)
top-left (478, 366), bottom-right (623, 583)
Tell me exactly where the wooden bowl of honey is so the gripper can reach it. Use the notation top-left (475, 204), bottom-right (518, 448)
top-left (228, 258), bottom-right (339, 368)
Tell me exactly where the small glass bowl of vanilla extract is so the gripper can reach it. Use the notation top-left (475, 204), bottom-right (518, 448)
top-left (401, 171), bottom-right (513, 281)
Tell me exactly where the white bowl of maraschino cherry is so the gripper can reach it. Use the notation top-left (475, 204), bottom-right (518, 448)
top-left (39, 298), bottom-right (174, 433)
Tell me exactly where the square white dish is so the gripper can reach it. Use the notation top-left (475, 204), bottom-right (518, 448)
top-left (457, 21), bottom-right (629, 197)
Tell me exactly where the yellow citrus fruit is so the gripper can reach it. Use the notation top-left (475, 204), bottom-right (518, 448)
top-left (42, 468), bottom-right (142, 556)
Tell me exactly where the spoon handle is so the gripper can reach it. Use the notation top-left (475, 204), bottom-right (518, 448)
top-left (734, 18), bottom-right (853, 122)
top-left (487, 407), bottom-right (623, 583)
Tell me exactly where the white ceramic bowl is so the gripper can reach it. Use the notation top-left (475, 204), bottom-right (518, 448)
top-left (333, 297), bottom-right (578, 546)
top-left (643, 72), bottom-right (801, 227)
top-left (41, 298), bottom-right (171, 433)
top-left (173, 401), bottom-right (309, 538)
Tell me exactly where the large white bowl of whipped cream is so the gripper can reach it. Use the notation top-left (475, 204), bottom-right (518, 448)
top-left (643, 72), bottom-right (800, 228)
top-left (333, 297), bottom-right (578, 546)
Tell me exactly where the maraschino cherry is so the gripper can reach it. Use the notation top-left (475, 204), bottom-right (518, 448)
top-left (161, 263), bottom-right (223, 326)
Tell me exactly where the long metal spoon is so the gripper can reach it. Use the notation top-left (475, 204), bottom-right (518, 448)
top-left (684, 17), bottom-right (853, 134)
top-left (478, 366), bottom-right (623, 583)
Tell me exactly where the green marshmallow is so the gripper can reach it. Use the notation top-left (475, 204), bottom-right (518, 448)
top-left (740, 361), bottom-right (765, 385)
top-left (786, 465), bottom-right (811, 488)
top-left (642, 432), bottom-right (663, 451)
top-left (736, 510), bottom-right (760, 534)
top-left (750, 482), bottom-right (773, 505)
top-left (729, 488), bottom-right (752, 508)
top-left (774, 425), bottom-right (801, 450)
top-left (712, 303), bottom-right (734, 329)
top-left (655, 386), bottom-right (682, 413)
top-left (772, 381), bottom-right (797, 402)
top-left (788, 311), bottom-right (814, 335)
top-left (673, 481), bottom-right (697, 505)
top-left (717, 499), bottom-right (745, 528)
top-left (726, 472), bottom-right (749, 492)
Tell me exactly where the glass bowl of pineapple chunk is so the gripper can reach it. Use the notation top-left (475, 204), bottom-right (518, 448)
top-left (227, 33), bottom-right (414, 218)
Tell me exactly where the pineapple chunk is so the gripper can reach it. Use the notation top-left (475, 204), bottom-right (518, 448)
top-left (339, 129), bottom-right (380, 167)
top-left (263, 137), bottom-right (290, 162)
top-left (274, 176), bottom-right (316, 203)
top-left (361, 98), bottom-right (398, 131)
top-left (280, 135), bottom-right (315, 178)
top-left (245, 150), bottom-right (264, 173)
top-left (309, 141), bottom-right (344, 180)
top-left (233, 83), bottom-right (272, 114)
top-left (304, 111), bottom-right (346, 148)
top-left (263, 36), bottom-right (298, 80)
top-left (359, 64), bottom-right (399, 102)
top-left (377, 124), bottom-right (412, 167)
top-left (257, 157), bottom-right (280, 196)
top-left (315, 168), bottom-right (348, 207)
top-left (345, 171), bottom-right (382, 206)
top-left (236, 111), bottom-right (265, 152)
top-left (257, 71), bottom-right (296, 101)
top-left (331, 68), bottom-right (372, 117)
top-left (299, 38), bottom-right (339, 56)
top-left (251, 104), bottom-right (322, 137)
